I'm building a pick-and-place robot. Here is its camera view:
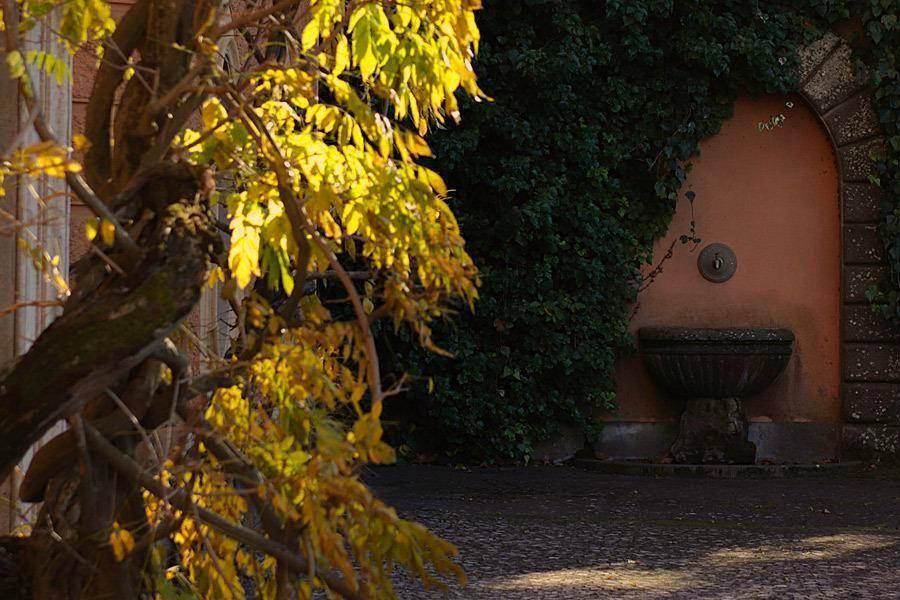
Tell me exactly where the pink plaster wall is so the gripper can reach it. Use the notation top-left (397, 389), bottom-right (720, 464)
top-left (612, 94), bottom-right (841, 425)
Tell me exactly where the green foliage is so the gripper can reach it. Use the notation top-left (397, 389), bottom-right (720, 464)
top-left (385, 0), bottom-right (900, 461)
top-left (863, 0), bottom-right (900, 323)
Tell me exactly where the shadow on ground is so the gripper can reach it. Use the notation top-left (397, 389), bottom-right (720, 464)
top-left (366, 465), bottom-right (900, 599)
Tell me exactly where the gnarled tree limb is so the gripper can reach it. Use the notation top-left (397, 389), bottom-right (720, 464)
top-left (0, 211), bottom-right (212, 481)
top-left (83, 0), bottom-right (151, 195)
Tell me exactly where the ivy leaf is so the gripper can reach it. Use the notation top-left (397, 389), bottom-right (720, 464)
top-left (868, 21), bottom-right (884, 43)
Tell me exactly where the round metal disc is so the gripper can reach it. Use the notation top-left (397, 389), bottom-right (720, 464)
top-left (698, 243), bottom-right (737, 283)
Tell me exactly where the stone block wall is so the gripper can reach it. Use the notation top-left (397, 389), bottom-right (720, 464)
top-left (798, 33), bottom-right (900, 460)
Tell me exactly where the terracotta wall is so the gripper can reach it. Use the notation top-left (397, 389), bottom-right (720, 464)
top-left (612, 94), bottom-right (841, 429)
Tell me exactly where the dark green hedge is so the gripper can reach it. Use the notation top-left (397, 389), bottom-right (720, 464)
top-left (382, 0), bottom-right (900, 461)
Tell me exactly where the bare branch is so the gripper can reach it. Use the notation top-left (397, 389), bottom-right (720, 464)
top-left (105, 388), bottom-right (160, 469)
top-left (0, 300), bottom-right (64, 319)
top-left (210, 0), bottom-right (310, 39)
top-left (307, 270), bottom-right (371, 281)
top-left (83, 0), bottom-right (150, 192)
top-left (67, 414), bottom-right (98, 535)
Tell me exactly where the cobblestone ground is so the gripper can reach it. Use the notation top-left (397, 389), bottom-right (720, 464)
top-left (366, 465), bottom-right (900, 599)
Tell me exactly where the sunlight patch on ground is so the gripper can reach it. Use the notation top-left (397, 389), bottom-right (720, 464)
top-left (484, 567), bottom-right (690, 593)
top-left (477, 534), bottom-right (899, 596)
top-left (708, 533), bottom-right (897, 564)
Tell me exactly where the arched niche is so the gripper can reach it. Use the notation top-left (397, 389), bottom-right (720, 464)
top-left (603, 32), bottom-right (899, 463)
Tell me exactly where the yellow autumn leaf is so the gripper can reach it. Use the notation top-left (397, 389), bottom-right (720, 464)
top-left (229, 230), bottom-right (260, 289)
top-left (109, 526), bottom-right (135, 562)
top-left (84, 217), bottom-right (99, 241)
top-left (320, 211), bottom-right (342, 240)
top-left (425, 169), bottom-right (448, 196)
top-left (301, 18), bottom-right (319, 51)
top-left (72, 133), bottom-right (91, 152)
top-left (358, 45), bottom-right (377, 79)
top-left (201, 98), bottom-right (227, 131)
top-left (404, 132), bottom-right (432, 157)
top-left (100, 219), bottom-right (115, 246)
top-left (206, 265), bottom-right (225, 288)
top-left (342, 204), bottom-right (363, 235)
top-left (5, 50), bottom-right (25, 79)
top-left (333, 34), bottom-right (349, 75)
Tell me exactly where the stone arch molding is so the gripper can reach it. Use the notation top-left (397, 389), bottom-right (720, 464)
top-left (796, 33), bottom-right (900, 459)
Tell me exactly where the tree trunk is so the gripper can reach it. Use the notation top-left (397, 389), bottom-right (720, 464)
top-left (0, 173), bottom-right (215, 597)
top-left (1, 0), bottom-right (238, 595)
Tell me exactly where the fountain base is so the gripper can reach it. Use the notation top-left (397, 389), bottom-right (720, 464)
top-left (639, 327), bottom-right (795, 466)
top-left (670, 398), bottom-right (756, 464)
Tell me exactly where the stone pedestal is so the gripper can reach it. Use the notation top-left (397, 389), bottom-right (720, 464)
top-left (640, 327), bottom-right (794, 466)
top-left (670, 398), bottom-right (756, 464)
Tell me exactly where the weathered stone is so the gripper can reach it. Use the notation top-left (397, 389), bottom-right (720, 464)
top-left (796, 33), bottom-right (841, 83)
top-left (593, 422), bottom-right (678, 460)
top-left (824, 92), bottom-right (881, 147)
top-left (843, 182), bottom-right (883, 223)
top-left (844, 383), bottom-right (900, 424)
top-left (844, 266), bottom-right (887, 302)
top-left (670, 398), bottom-right (757, 464)
top-left (837, 137), bottom-right (886, 182)
top-left (843, 224), bottom-right (884, 264)
top-left (843, 424), bottom-right (900, 461)
top-left (843, 305), bottom-right (900, 342)
top-left (639, 328), bottom-right (795, 465)
top-left (843, 343), bottom-right (900, 381)
top-left (639, 328), bottom-right (795, 398)
top-left (749, 422), bottom-right (840, 464)
top-left (801, 43), bottom-right (870, 113)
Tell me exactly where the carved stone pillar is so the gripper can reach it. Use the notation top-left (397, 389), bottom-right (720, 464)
top-left (0, 11), bottom-right (72, 533)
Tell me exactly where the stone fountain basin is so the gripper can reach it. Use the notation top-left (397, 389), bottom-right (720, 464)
top-left (639, 327), bottom-right (795, 399)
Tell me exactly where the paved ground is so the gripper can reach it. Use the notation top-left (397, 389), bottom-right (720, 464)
top-left (366, 465), bottom-right (900, 599)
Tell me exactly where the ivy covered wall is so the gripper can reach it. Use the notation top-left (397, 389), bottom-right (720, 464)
top-left (383, 0), bottom-right (900, 461)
